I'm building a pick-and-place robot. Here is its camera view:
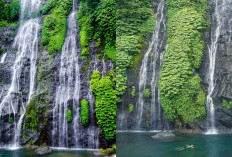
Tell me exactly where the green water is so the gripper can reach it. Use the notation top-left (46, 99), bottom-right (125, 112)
top-left (0, 149), bottom-right (99, 157)
top-left (117, 132), bottom-right (232, 157)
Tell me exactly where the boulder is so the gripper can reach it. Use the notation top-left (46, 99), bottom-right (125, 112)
top-left (35, 147), bottom-right (52, 155)
top-left (151, 131), bottom-right (175, 140)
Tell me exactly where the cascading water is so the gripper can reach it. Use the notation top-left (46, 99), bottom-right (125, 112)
top-left (206, 0), bottom-right (232, 134)
top-left (0, 53), bottom-right (7, 64)
top-left (136, 0), bottom-right (166, 130)
top-left (52, 0), bottom-right (81, 148)
top-left (0, 0), bottom-right (41, 148)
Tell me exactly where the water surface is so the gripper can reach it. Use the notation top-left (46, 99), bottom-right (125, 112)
top-left (117, 132), bottom-right (232, 157)
top-left (0, 149), bottom-right (99, 157)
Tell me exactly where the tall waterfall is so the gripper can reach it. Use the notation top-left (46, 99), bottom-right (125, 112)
top-left (206, 0), bottom-right (232, 134)
top-left (0, 0), bottom-right (41, 148)
top-left (52, 0), bottom-right (81, 148)
top-left (136, 0), bottom-right (166, 130)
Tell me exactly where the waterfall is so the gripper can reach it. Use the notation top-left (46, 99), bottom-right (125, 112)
top-left (206, 0), bottom-right (232, 134)
top-left (136, 0), bottom-right (166, 130)
top-left (0, 53), bottom-right (7, 63)
top-left (52, 0), bottom-right (81, 147)
top-left (0, 0), bottom-right (41, 148)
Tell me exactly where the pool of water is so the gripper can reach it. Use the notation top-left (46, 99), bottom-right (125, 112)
top-left (117, 132), bottom-right (232, 157)
top-left (0, 149), bottom-right (100, 157)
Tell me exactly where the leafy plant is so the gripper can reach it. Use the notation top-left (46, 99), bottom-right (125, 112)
top-left (144, 88), bottom-right (151, 98)
top-left (41, 0), bottom-right (72, 55)
top-left (8, 117), bottom-right (14, 123)
top-left (128, 104), bottom-right (134, 114)
top-left (91, 71), bottom-right (116, 140)
top-left (116, 0), bottom-right (156, 98)
top-left (81, 99), bottom-right (89, 126)
top-left (159, 0), bottom-right (209, 125)
top-left (222, 99), bottom-right (232, 109)
top-left (130, 86), bottom-right (135, 98)
top-left (67, 109), bottom-right (72, 123)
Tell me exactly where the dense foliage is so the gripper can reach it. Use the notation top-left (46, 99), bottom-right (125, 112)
top-left (116, 0), bottom-right (156, 97)
top-left (77, 0), bottom-right (116, 61)
top-left (159, 0), bottom-right (209, 125)
top-left (0, 0), bottom-right (20, 26)
top-left (222, 99), bottom-right (232, 109)
top-left (91, 71), bottom-right (116, 140)
top-left (41, 0), bottom-right (72, 54)
top-left (81, 99), bottom-right (89, 126)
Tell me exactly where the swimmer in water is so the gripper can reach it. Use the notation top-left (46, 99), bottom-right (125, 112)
top-left (186, 145), bottom-right (194, 149)
top-left (176, 147), bottom-right (185, 151)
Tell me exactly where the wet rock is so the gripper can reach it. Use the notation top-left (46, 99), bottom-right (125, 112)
top-left (151, 131), bottom-right (175, 140)
top-left (93, 151), bottom-right (105, 156)
top-left (35, 147), bottom-right (52, 155)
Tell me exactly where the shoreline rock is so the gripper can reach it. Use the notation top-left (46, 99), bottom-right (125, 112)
top-left (35, 147), bottom-right (52, 155)
top-left (151, 131), bottom-right (175, 140)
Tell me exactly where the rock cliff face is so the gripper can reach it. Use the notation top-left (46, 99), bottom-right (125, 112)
top-left (117, 0), bottom-right (172, 131)
top-left (199, 0), bottom-right (232, 132)
top-left (119, 0), bottom-right (232, 133)
top-left (0, 0), bottom-right (114, 148)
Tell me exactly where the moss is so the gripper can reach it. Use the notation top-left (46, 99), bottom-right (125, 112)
top-left (81, 99), bottom-right (89, 126)
top-left (133, 53), bottom-right (142, 73)
top-left (67, 109), bottom-right (72, 123)
top-left (128, 104), bottom-right (134, 114)
top-left (25, 100), bottom-right (40, 132)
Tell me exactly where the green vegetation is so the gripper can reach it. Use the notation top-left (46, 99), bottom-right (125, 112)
top-left (25, 100), bottom-right (40, 131)
top-left (10, 0), bottom-right (20, 21)
top-left (77, 0), bottom-right (116, 61)
top-left (130, 86), bottom-right (135, 98)
top-left (144, 88), bottom-right (151, 98)
top-left (41, 0), bottom-right (72, 55)
top-left (81, 99), bottom-right (89, 126)
top-left (159, 0), bottom-right (209, 125)
top-left (0, 0), bottom-right (20, 26)
top-left (116, 0), bottom-right (156, 97)
top-left (8, 117), bottom-right (14, 123)
top-left (91, 71), bottom-right (116, 140)
top-left (67, 109), bottom-right (72, 123)
top-left (128, 104), bottom-right (134, 113)
top-left (222, 99), bottom-right (232, 109)
top-left (100, 144), bottom-right (116, 155)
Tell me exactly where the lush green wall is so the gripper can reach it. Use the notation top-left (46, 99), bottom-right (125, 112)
top-left (159, 0), bottom-right (209, 126)
top-left (116, 0), bottom-right (156, 99)
top-left (41, 0), bottom-right (73, 55)
top-left (77, 0), bottom-right (116, 61)
top-left (91, 71), bottom-right (116, 140)
top-left (0, 0), bottom-right (20, 26)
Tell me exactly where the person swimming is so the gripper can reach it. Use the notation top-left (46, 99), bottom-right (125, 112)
top-left (176, 147), bottom-right (185, 151)
top-left (186, 145), bottom-right (194, 149)
top-left (176, 145), bottom-right (194, 151)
